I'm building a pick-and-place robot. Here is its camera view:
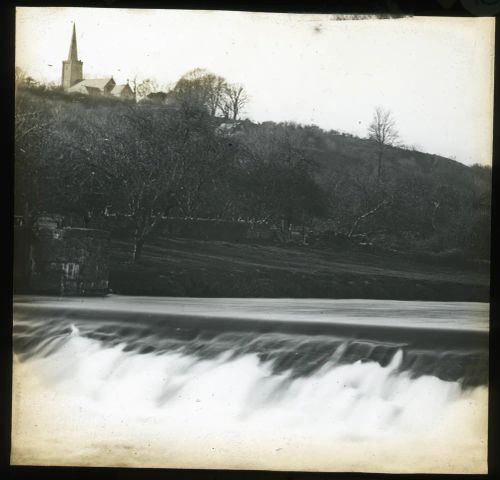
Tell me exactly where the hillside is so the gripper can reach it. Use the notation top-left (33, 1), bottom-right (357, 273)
top-left (223, 118), bottom-right (491, 259)
top-left (15, 87), bottom-right (492, 302)
top-left (257, 121), bottom-right (483, 188)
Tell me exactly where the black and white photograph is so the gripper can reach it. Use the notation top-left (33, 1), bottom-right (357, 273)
top-left (12, 7), bottom-right (493, 473)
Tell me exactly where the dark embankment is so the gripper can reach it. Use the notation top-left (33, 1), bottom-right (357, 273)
top-left (108, 237), bottom-right (489, 301)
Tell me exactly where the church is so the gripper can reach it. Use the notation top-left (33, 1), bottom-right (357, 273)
top-left (62, 24), bottom-right (135, 100)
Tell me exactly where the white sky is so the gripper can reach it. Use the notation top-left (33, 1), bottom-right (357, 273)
top-left (16, 8), bottom-right (495, 165)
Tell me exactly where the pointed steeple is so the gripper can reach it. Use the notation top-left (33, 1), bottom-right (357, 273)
top-left (62, 22), bottom-right (83, 90)
top-left (67, 23), bottom-right (78, 61)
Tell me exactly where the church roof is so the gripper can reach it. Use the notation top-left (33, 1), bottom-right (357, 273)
top-left (81, 78), bottom-right (115, 89)
top-left (82, 86), bottom-right (102, 94)
top-left (68, 78), bottom-right (115, 92)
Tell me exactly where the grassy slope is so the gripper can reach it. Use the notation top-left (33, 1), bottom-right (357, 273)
top-left (108, 236), bottom-right (489, 301)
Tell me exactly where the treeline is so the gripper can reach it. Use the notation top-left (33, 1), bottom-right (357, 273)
top-left (15, 70), bottom-right (491, 262)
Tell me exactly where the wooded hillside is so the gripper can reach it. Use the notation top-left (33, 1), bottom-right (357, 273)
top-left (15, 82), bottom-right (491, 264)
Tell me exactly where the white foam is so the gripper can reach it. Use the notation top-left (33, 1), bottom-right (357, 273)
top-left (11, 331), bottom-right (488, 472)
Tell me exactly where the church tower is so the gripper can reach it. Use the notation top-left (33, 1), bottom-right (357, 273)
top-left (61, 24), bottom-right (83, 90)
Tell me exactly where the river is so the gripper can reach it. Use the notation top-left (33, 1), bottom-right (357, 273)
top-left (11, 296), bottom-right (489, 473)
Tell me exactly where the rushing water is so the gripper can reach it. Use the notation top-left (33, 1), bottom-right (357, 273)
top-left (11, 296), bottom-right (489, 473)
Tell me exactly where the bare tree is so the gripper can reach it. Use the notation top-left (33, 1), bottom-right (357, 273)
top-left (52, 102), bottom-right (185, 262)
top-left (368, 107), bottom-right (399, 182)
top-left (221, 84), bottom-right (248, 120)
top-left (173, 68), bottom-right (228, 117)
top-left (15, 91), bottom-right (60, 226)
top-left (134, 78), bottom-right (159, 100)
top-left (15, 67), bottom-right (41, 91)
top-left (347, 197), bottom-right (390, 239)
top-left (15, 66), bottom-right (27, 93)
top-left (235, 123), bottom-right (327, 238)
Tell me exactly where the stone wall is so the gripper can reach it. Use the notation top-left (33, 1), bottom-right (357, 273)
top-left (28, 221), bottom-right (110, 296)
top-left (88, 215), bottom-right (288, 243)
top-left (13, 226), bottom-right (34, 293)
top-left (79, 214), bottom-right (310, 244)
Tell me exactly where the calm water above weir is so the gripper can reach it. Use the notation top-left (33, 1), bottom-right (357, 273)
top-left (12, 296), bottom-right (489, 473)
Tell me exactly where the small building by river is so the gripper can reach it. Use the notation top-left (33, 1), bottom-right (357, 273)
top-left (14, 214), bottom-right (110, 296)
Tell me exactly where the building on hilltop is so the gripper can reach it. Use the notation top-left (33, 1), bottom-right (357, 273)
top-left (61, 23), bottom-right (83, 90)
top-left (61, 23), bottom-right (135, 100)
top-left (68, 77), bottom-right (114, 95)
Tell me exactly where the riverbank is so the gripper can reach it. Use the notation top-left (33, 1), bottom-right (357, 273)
top-left (107, 237), bottom-right (489, 301)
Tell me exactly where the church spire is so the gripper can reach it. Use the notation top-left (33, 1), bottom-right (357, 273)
top-left (67, 23), bottom-right (78, 61)
top-left (62, 22), bottom-right (83, 90)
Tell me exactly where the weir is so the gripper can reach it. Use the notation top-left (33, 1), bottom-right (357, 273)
top-left (13, 297), bottom-right (489, 387)
top-left (11, 296), bottom-right (489, 472)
